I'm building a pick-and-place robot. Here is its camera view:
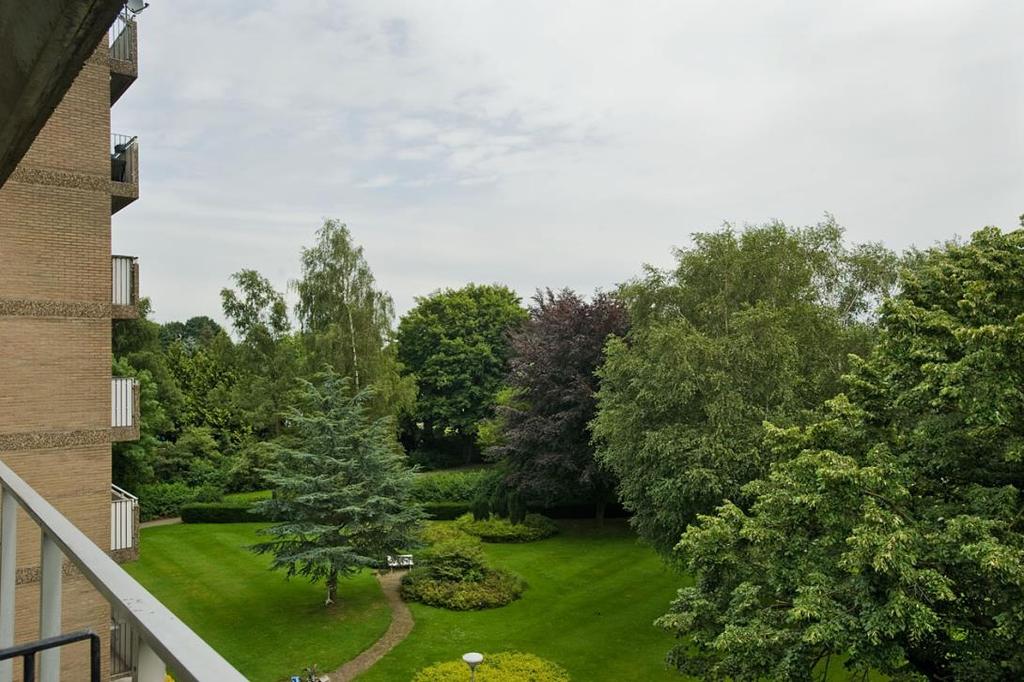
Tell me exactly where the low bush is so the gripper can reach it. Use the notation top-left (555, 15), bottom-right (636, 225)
top-left (454, 513), bottom-right (558, 543)
top-left (180, 501), bottom-right (277, 524)
top-left (413, 652), bottom-right (570, 681)
top-left (411, 469), bottom-right (489, 503)
top-left (401, 567), bottom-right (525, 610)
top-left (402, 523), bottom-right (525, 609)
top-left (138, 482), bottom-right (195, 521)
top-left (422, 502), bottom-right (471, 520)
top-left (418, 536), bottom-right (487, 583)
top-left (418, 522), bottom-right (475, 546)
top-left (192, 483), bottom-right (225, 503)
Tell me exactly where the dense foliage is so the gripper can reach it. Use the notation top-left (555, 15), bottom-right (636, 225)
top-left (396, 284), bottom-right (527, 466)
top-left (593, 219), bottom-right (900, 554)
top-left (295, 219), bottom-right (413, 416)
top-left (454, 513), bottom-right (558, 543)
top-left (113, 221), bottom-right (410, 518)
top-left (488, 289), bottom-right (628, 518)
top-left (251, 373), bottom-right (424, 605)
top-left (411, 469), bottom-right (490, 504)
top-left (412, 652), bottom-right (570, 682)
top-left (401, 524), bottom-right (526, 610)
top-left (662, 227), bottom-right (1024, 680)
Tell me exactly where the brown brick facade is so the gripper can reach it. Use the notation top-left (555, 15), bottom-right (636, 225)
top-left (0, 36), bottom-right (133, 678)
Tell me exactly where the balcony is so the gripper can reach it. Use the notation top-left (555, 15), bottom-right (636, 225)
top-left (110, 134), bottom-right (138, 215)
top-left (111, 255), bottom-right (139, 320)
top-left (111, 378), bottom-right (139, 443)
top-left (108, 8), bottom-right (138, 105)
top-left (110, 485), bottom-right (138, 564)
top-left (0, 459), bottom-right (244, 681)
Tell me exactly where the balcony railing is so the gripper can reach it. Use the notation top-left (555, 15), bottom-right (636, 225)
top-left (110, 485), bottom-right (138, 559)
top-left (109, 6), bottom-right (138, 105)
top-left (0, 459), bottom-right (245, 681)
top-left (111, 255), bottom-right (139, 319)
top-left (110, 134), bottom-right (139, 215)
top-left (111, 378), bottom-right (139, 442)
top-left (109, 9), bottom-right (137, 63)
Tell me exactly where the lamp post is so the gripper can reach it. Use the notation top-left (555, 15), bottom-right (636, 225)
top-left (462, 652), bottom-right (483, 681)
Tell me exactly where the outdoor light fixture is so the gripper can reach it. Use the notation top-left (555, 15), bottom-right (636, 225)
top-left (126, 0), bottom-right (150, 14)
top-left (462, 652), bottom-right (484, 681)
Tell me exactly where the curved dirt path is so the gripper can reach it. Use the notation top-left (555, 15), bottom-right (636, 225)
top-left (331, 572), bottom-right (414, 681)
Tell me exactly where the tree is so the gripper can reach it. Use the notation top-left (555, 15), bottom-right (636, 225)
top-left (113, 298), bottom-right (185, 439)
top-left (164, 338), bottom-right (245, 451)
top-left (294, 219), bottom-right (412, 416)
top-left (111, 357), bottom-right (165, 491)
top-left (251, 372), bottom-right (424, 605)
top-left (396, 284), bottom-right (527, 462)
top-left (159, 316), bottom-right (226, 350)
top-left (221, 269), bottom-right (299, 437)
top-left (662, 227), bottom-right (1024, 680)
top-left (488, 289), bottom-right (628, 518)
top-left (593, 218), bottom-right (899, 554)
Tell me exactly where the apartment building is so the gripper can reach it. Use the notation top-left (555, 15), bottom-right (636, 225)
top-left (0, 3), bottom-right (241, 680)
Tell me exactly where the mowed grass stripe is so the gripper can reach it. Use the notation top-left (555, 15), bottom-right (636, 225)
top-left (125, 524), bottom-right (391, 681)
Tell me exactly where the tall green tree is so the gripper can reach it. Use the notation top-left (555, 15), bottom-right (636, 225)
top-left (221, 269), bottom-right (299, 438)
top-left (593, 218), bottom-right (899, 554)
top-left (663, 226), bottom-right (1024, 680)
top-left (113, 298), bottom-right (185, 438)
top-left (396, 284), bottom-right (527, 462)
top-left (294, 219), bottom-right (412, 416)
top-left (251, 372), bottom-right (424, 605)
top-left (488, 289), bottom-right (628, 518)
top-left (111, 356), bottom-right (164, 491)
top-left (159, 315), bottom-right (226, 350)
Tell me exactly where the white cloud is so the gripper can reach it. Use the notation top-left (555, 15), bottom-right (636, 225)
top-left (112, 0), bottom-right (1024, 325)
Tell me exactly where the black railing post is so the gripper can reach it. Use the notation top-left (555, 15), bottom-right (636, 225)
top-left (0, 631), bottom-right (101, 682)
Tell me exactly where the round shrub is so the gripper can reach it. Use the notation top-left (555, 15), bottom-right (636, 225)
top-left (413, 652), bottom-right (569, 681)
top-left (401, 567), bottom-right (525, 610)
top-left (418, 537), bottom-right (488, 583)
top-left (454, 513), bottom-right (558, 543)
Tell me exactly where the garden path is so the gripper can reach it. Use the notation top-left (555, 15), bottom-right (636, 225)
top-left (330, 571), bottom-right (414, 680)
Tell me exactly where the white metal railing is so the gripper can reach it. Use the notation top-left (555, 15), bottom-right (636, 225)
top-left (0, 459), bottom-right (245, 681)
top-left (110, 485), bottom-right (137, 553)
top-left (111, 378), bottom-right (136, 429)
top-left (112, 256), bottom-right (137, 307)
top-left (109, 7), bottom-right (137, 63)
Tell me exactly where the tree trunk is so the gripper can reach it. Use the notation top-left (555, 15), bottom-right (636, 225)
top-left (325, 568), bottom-right (338, 606)
top-left (346, 298), bottom-right (360, 390)
top-left (595, 499), bottom-right (606, 526)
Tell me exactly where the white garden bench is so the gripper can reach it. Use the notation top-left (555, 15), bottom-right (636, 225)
top-left (386, 554), bottom-right (414, 570)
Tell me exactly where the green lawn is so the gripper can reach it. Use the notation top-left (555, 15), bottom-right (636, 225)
top-left (124, 524), bottom-right (391, 681)
top-left (129, 519), bottom-right (886, 681)
top-left (362, 519), bottom-right (685, 681)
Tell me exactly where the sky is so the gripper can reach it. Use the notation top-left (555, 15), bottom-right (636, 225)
top-left (111, 0), bottom-right (1024, 326)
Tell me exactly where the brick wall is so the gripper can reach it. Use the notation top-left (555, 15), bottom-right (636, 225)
top-left (0, 38), bottom-right (117, 679)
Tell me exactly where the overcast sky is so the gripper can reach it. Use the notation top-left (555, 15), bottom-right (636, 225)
top-left (111, 0), bottom-right (1024, 326)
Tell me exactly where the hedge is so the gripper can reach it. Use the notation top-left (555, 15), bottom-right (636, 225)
top-left (181, 500), bottom-right (465, 523)
top-left (180, 501), bottom-right (277, 524)
top-left (412, 469), bottom-right (489, 503)
top-left (454, 513), bottom-right (558, 543)
top-left (422, 502), bottom-right (472, 520)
